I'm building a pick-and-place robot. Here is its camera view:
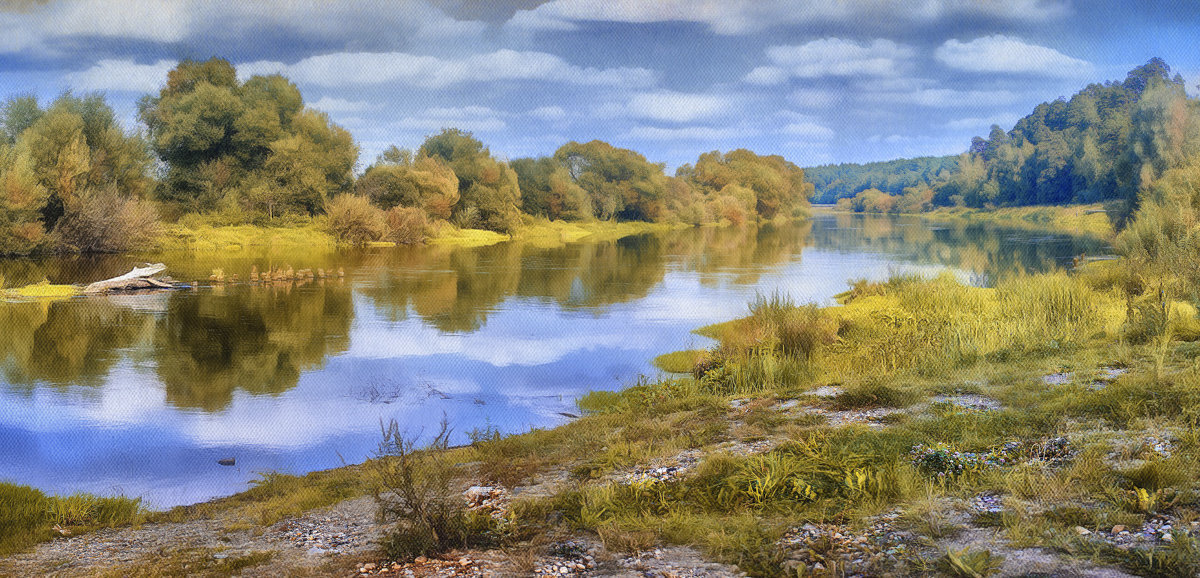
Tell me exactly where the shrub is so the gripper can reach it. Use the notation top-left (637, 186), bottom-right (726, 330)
top-left (385, 206), bottom-right (427, 245)
top-left (325, 194), bottom-right (386, 245)
top-left (53, 188), bottom-right (160, 253)
top-left (373, 418), bottom-right (492, 561)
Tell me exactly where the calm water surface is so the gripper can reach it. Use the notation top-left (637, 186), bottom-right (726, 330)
top-left (0, 214), bottom-right (1108, 507)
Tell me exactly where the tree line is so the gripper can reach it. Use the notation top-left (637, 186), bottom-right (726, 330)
top-left (823, 59), bottom-right (1200, 224)
top-left (0, 58), bottom-right (814, 256)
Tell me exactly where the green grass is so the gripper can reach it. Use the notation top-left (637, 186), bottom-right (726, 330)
top-left (652, 349), bottom-right (707, 373)
top-left (9, 257), bottom-right (1200, 576)
top-left (0, 482), bottom-right (144, 556)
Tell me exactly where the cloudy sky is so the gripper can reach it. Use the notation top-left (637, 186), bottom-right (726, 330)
top-left (1, 0), bottom-right (1197, 170)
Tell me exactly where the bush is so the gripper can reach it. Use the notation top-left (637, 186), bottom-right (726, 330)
top-left (386, 206), bottom-right (427, 245)
top-left (54, 188), bottom-right (160, 253)
top-left (373, 419), bottom-right (492, 561)
top-left (325, 194), bottom-right (386, 245)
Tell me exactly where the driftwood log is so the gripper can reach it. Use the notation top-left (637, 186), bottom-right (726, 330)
top-left (83, 263), bottom-right (172, 294)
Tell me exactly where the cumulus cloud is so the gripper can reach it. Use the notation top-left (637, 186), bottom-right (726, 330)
top-left (865, 88), bottom-right (1020, 107)
top-left (625, 125), bottom-right (746, 140)
top-left (309, 97), bottom-right (373, 113)
top-left (528, 106), bottom-right (567, 120)
top-left (764, 38), bottom-right (915, 79)
top-left (626, 91), bottom-right (731, 123)
top-left (239, 50), bottom-right (655, 89)
top-left (507, 0), bottom-right (1068, 35)
top-left (943, 113), bottom-right (1023, 130)
top-left (788, 88), bottom-right (840, 109)
top-left (395, 106), bottom-right (507, 132)
top-left (781, 121), bottom-right (834, 140)
top-left (0, 0), bottom-right (485, 55)
top-left (743, 66), bottom-right (788, 85)
top-left (63, 59), bottom-right (177, 93)
top-left (936, 35), bottom-right (1093, 76)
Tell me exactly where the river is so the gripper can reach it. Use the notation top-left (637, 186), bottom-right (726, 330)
top-left (0, 213), bottom-right (1108, 507)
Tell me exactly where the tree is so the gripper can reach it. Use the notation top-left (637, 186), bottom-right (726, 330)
top-left (419, 129), bottom-right (520, 232)
top-left (554, 140), bottom-right (666, 222)
top-left (357, 151), bottom-right (460, 219)
top-left (510, 156), bottom-right (590, 221)
top-left (139, 58), bottom-right (357, 217)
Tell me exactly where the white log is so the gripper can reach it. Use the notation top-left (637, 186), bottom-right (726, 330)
top-left (83, 263), bottom-right (169, 294)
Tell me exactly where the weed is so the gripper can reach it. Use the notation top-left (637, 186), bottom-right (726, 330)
top-left (937, 547), bottom-right (1004, 577)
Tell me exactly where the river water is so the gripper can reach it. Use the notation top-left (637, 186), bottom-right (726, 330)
top-left (0, 213), bottom-right (1108, 507)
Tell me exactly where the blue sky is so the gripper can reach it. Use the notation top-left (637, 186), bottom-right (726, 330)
top-left (1, 0), bottom-right (1197, 171)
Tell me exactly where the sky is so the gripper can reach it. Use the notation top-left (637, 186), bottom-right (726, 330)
top-left (1, 0), bottom-right (1199, 171)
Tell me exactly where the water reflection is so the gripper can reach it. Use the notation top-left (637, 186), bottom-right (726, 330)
top-left (0, 214), bottom-right (1109, 506)
top-left (155, 283), bottom-right (353, 411)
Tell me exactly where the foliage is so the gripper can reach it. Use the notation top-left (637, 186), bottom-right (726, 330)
top-left (54, 187), bottom-right (160, 252)
top-left (554, 140), bottom-right (668, 222)
top-left (0, 92), bottom-right (153, 255)
top-left (357, 153), bottom-right (459, 219)
top-left (139, 58), bottom-right (356, 218)
top-left (683, 148), bottom-right (813, 219)
top-left (385, 205), bottom-right (427, 245)
top-left (805, 155), bottom-right (958, 204)
top-left (373, 418), bottom-right (494, 561)
top-left (324, 193), bottom-right (386, 245)
top-left (419, 129), bottom-right (520, 233)
top-left (935, 58), bottom-right (1198, 214)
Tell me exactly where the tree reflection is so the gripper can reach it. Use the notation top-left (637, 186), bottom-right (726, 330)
top-left (154, 282), bottom-right (352, 411)
top-left (0, 299), bottom-right (153, 389)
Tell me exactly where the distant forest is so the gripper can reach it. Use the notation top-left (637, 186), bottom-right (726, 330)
top-left (812, 58), bottom-right (1199, 223)
top-left (804, 156), bottom-right (958, 204)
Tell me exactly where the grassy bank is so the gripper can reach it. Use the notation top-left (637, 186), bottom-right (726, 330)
top-left (0, 483), bottom-right (143, 556)
top-left (149, 216), bottom-right (715, 254)
top-left (922, 204), bottom-right (1116, 240)
top-left (818, 203), bottom-right (1116, 240)
top-left (6, 256), bottom-right (1195, 576)
top-left (10, 211), bottom-right (1200, 575)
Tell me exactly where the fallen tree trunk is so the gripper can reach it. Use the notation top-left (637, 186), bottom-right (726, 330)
top-left (83, 263), bottom-right (172, 294)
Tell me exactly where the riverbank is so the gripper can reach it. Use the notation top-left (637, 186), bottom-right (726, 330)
top-left (4, 252), bottom-right (1200, 576)
top-left (815, 203), bottom-right (1116, 241)
top-left (149, 216), bottom-right (708, 254)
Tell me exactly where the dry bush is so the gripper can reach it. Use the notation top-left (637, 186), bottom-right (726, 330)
top-left (325, 194), bottom-right (386, 245)
top-left (386, 206), bottom-right (427, 245)
top-left (54, 188), bottom-right (160, 253)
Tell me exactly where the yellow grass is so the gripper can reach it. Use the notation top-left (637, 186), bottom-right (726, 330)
top-left (923, 204), bottom-right (1115, 239)
top-left (6, 281), bottom-right (80, 299)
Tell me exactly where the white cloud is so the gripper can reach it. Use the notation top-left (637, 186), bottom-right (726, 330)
top-left (625, 125), bottom-right (746, 140)
top-left (943, 113), bottom-right (1022, 130)
top-left (866, 134), bottom-right (911, 144)
top-left (936, 35), bottom-right (1092, 77)
top-left (781, 121), bottom-right (834, 140)
top-left (63, 59), bottom-right (176, 93)
top-left (528, 106), bottom-right (567, 120)
top-left (865, 88), bottom-right (1019, 107)
top-left (743, 66), bottom-right (787, 85)
top-left (0, 0), bottom-right (484, 55)
top-left (309, 97), bottom-right (372, 113)
top-left (626, 91), bottom-right (730, 123)
top-left (506, 0), bottom-right (1068, 36)
top-left (765, 38), bottom-right (915, 78)
top-left (239, 49), bottom-right (655, 89)
top-left (395, 106), bottom-right (507, 132)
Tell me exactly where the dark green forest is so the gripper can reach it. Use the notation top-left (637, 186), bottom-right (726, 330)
top-left (817, 58), bottom-right (1200, 223)
top-left (805, 156), bottom-right (958, 204)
